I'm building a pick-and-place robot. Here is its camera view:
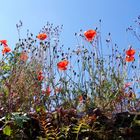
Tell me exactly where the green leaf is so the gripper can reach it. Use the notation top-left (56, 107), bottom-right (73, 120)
top-left (12, 113), bottom-right (30, 128)
top-left (36, 107), bottom-right (41, 112)
top-left (3, 125), bottom-right (12, 136)
top-left (2, 65), bottom-right (11, 71)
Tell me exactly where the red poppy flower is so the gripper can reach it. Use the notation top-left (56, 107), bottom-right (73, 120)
top-left (38, 75), bottom-right (44, 81)
top-left (38, 71), bottom-right (43, 75)
top-left (84, 29), bottom-right (96, 42)
top-left (79, 95), bottom-right (83, 103)
top-left (57, 60), bottom-right (69, 70)
top-left (42, 87), bottom-right (51, 96)
top-left (46, 87), bottom-right (51, 96)
top-left (125, 56), bottom-right (134, 62)
top-left (126, 48), bottom-right (135, 57)
top-left (20, 52), bottom-right (28, 61)
top-left (37, 33), bottom-right (47, 40)
top-left (37, 71), bottom-right (44, 81)
top-left (0, 40), bottom-right (8, 46)
top-left (2, 46), bottom-right (11, 54)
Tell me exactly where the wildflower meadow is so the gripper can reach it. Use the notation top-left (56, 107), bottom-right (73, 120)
top-left (0, 17), bottom-right (140, 139)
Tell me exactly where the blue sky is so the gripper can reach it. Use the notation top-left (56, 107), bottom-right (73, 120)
top-left (0, 0), bottom-right (140, 53)
top-left (0, 0), bottom-right (140, 97)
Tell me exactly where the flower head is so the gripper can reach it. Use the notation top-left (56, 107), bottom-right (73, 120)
top-left (37, 71), bottom-right (44, 81)
top-left (20, 52), bottom-right (28, 61)
top-left (125, 48), bottom-right (135, 62)
top-left (2, 46), bottom-right (11, 54)
top-left (37, 33), bottom-right (47, 40)
top-left (0, 40), bottom-right (8, 46)
top-left (84, 29), bottom-right (96, 42)
top-left (126, 48), bottom-right (135, 57)
top-left (79, 95), bottom-right (83, 103)
top-left (42, 87), bottom-right (51, 96)
top-left (57, 60), bottom-right (69, 70)
top-left (46, 87), bottom-right (51, 96)
top-left (125, 56), bottom-right (134, 62)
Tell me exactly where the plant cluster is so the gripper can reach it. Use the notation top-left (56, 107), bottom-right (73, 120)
top-left (0, 17), bottom-right (140, 139)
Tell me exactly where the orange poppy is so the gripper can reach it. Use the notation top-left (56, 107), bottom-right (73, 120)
top-left (125, 56), bottom-right (134, 62)
top-left (20, 52), bottom-right (28, 61)
top-left (57, 60), bottom-right (69, 70)
top-left (37, 33), bottom-right (47, 40)
top-left (2, 46), bottom-right (11, 54)
top-left (126, 48), bottom-right (135, 57)
top-left (84, 29), bottom-right (96, 41)
top-left (0, 40), bottom-right (8, 46)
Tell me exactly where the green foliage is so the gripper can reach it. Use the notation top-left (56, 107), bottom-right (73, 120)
top-left (71, 123), bottom-right (90, 140)
top-left (12, 113), bottom-right (30, 128)
top-left (3, 125), bottom-right (12, 136)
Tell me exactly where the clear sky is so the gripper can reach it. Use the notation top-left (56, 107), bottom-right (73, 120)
top-left (0, 0), bottom-right (140, 53)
